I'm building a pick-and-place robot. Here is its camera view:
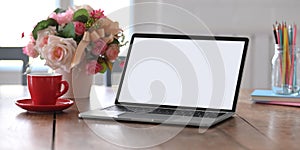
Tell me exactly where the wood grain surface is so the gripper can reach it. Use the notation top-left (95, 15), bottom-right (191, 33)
top-left (2, 85), bottom-right (299, 150)
top-left (0, 85), bottom-right (54, 150)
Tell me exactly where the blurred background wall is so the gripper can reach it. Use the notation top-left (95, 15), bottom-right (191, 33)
top-left (1, 0), bottom-right (300, 89)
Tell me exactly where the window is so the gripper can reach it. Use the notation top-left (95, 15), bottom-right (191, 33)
top-left (0, 0), bottom-right (130, 49)
top-left (0, 0), bottom-right (56, 84)
top-left (0, 0), bottom-right (56, 47)
top-left (0, 0), bottom-right (130, 85)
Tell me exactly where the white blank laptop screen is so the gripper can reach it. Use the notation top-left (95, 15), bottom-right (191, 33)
top-left (118, 37), bottom-right (245, 110)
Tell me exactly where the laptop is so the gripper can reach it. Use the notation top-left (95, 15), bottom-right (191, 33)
top-left (79, 33), bottom-right (249, 127)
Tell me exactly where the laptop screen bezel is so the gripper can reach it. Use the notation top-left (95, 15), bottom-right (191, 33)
top-left (114, 33), bottom-right (249, 112)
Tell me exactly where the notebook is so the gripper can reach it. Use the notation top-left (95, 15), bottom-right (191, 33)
top-left (251, 89), bottom-right (300, 102)
top-left (79, 33), bottom-right (249, 127)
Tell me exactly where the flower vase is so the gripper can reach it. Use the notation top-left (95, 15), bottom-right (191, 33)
top-left (56, 61), bottom-right (93, 99)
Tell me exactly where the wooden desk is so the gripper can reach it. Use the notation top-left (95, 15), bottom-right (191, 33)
top-left (1, 85), bottom-right (299, 150)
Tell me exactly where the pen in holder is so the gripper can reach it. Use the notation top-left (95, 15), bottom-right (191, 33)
top-left (272, 44), bottom-right (300, 95)
top-left (272, 22), bottom-right (298, 95)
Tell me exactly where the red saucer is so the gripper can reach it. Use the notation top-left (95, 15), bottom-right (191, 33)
top-left (15, 99), bottom-right (74, 112)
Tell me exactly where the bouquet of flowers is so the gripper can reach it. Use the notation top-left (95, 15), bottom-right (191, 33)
top-left (22, 5), bottom-right (127, 75)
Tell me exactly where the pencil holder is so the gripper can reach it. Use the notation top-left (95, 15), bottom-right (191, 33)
top-left (272, 44), bottom-right (300, 95)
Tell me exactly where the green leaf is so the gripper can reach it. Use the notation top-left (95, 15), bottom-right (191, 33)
top-left (53, 8), bottom-right (66, 14)
top-left (110, 38), bottom-right (120, 45)
top-left (60, 22), bottom-right (75, 38)
top-left (99, 62), bottom-right (107, 73)
top-left (74, 35), bottom-right (83, 44)
top-left (32, 18), bottom-right (58, 40)
top-left (73, 9), bottom-right (89, 23)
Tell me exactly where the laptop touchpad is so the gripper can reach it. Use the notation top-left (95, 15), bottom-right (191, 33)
top-left (118, 113), bottom-right (193, 123)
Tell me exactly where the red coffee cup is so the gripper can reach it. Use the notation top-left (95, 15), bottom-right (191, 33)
top-left (27, 73), bottom-right (69, 105)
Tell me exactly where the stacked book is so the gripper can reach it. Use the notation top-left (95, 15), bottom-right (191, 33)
top-left (251, 89), bottom-right (300, 107)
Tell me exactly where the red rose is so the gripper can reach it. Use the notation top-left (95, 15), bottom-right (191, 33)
top-left (74, 22), bottom-right (85, 35)
top-left (105, 44), bottom-right (119, 61)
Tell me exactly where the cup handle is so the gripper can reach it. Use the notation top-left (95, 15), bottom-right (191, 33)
top-left (56, 80), bottom-right (69, 98)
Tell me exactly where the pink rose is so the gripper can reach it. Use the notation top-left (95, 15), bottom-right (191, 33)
top-left (74, 21), bottom-right (85, 35)
top-left (90, 9), bottom-right (105, 19)
top-left (91, 39), bottom-right (107, 56)
top-left (40, 36), bottom-right (49, 48)
top-left (23, 41), bottom-right (39, 58)
top-left (49, 8), bottom-right (73, 25)
top-left (34, 27), bottom-right (56, 52)
top-left (105, 44), bottom-right (119, 61)
top-left (86, 60), bottom-right (103, 75)
top-left (41, 35), bottom-right (77, 72)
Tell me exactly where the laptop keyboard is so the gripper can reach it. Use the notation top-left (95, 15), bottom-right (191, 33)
top-left (104, 105), bottom-right (225, 118)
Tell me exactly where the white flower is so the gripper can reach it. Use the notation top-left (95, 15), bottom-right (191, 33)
top-left (41, 35), bottom-right (77, 72)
